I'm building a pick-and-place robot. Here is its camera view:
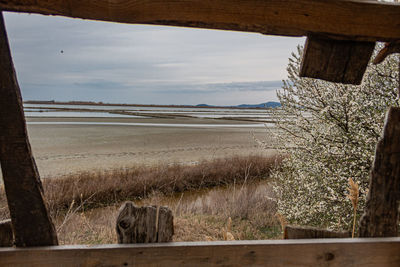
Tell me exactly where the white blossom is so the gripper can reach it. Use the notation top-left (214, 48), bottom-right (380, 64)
top-left (271, 45), bottom-right (399, 230)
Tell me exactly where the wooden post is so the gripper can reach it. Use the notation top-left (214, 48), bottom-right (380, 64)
top-left (0, 12), bottom-right (58, 246)
top-left (359, 107), bottom-right (400, 237)
top-left (284, 225), bottom-right (350, 239)
top-left (0, 219), bottom-right (13, 247)
top-left (300, 35), bottom-right (375, 85)
top-left (116, 202), bottom-right (174, 244)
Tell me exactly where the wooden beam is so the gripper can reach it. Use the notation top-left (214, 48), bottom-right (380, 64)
top-left (359, 107), bottom-right (400, 237)
top-left (299, 35), bottom-right (375, 84)
top-left (0, 12), bottom-right (58, 246)
top-left (1, 1), bottom-right (400, 42)
top-left (0, 239), bottom-right (399, 266)
top-left (0, 219), bottom-right (13, 247)
top-left (373, 41), bottom-right (400, 64)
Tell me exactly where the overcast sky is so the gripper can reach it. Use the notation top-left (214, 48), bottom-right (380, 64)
top-left (4, 12), bottom-right (304, 106)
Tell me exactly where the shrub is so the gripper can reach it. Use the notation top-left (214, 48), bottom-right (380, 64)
top-left (271, 45), bottom-right (399, 230)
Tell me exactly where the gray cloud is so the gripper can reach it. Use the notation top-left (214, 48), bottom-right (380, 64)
top-left (152, 81), bottom-right (283, 94)
top-left (4, 12), bottom-right (303, 105)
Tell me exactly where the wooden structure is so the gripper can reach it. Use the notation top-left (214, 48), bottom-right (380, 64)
top-left (116, 202), bottom-right (174, 244)
top-left (0, 12), bottom-right (57, 247)
top-left (0, 219), bottom-right (13, 247)
top-left (1, 239), bottom-right (400, 266)
top-left (359, 107), bottom-right (400, 237)
top-left (0, 0), bottom-right (400, 265)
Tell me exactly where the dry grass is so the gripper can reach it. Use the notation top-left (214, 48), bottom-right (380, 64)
top-left (45, 154), bottom-right (280, 215)
top-left (347, 178), bottom-right (359, 238)
top-left (0, 154), bottom-right (281, 219)
top-left (55, 180), bottom-right (281, 244)
top-left (56, 205), bottom-right (118, 244)
top-left (0, 156), bottom-right (281, 244)
top-left (0, 154), bottom-right (282, 244)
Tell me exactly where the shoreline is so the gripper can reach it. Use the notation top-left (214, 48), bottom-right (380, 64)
top-left (22, 117), bottom-right (275, 178)
top-left (24, 100), bottom-right (274, 110)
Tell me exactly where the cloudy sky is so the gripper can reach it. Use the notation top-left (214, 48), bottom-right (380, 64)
top-left (4, 12), bottom-right (304, 106)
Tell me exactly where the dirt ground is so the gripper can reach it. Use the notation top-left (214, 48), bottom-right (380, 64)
top-left (23, 117), bottom-right (275, 178)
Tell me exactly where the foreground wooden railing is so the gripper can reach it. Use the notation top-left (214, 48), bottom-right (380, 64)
top-left (0, 238), bottom-right (400, 266)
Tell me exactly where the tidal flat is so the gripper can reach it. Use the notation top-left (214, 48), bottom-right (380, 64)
top-left (25, 116), bottom-right (276, 178)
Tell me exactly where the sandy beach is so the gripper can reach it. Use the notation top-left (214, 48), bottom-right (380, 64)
top-left (24, 117), bottom-right (275, 178)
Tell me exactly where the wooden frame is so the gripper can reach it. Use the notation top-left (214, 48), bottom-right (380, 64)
top-left (0, 1), bottom-right (399, 265)
top-left (1, 238), bottom-right (400, 266)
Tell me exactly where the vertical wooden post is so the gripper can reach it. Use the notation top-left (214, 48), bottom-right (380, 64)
top-left (116, 202), bottom-right (174, 244)
top-left (359, 107), bottom-right (400, 237)
top-left (0, 219), bottom-right (13, 247)
top-left (0, 12), bottom-right (58, 246)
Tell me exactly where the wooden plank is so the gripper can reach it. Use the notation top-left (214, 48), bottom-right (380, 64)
top-left (0, 238), bottom-right (399, 266)
top-left (359, 107), bottom-right (400, 237)
top-left (299, 35), bottom-right (375, 84)
top-left (0, 12), bottom-right (58, 246)
top-left (1, 1), bottom-right (400, 42)
top-left (284, 225), bottom-right (350, 239)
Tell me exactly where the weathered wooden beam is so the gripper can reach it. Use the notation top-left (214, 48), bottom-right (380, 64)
top-left (299, 35), bottom-right (375, 84)
top-left (0, 12), bottom-right (58, 246)
top-left (1, 1), bottom-right (400, 42)
top-left (284, 225), bottom-right (350, 239)
top-left (373, 41), bottom-right (400, 64)
top-left (0, 219), bottom-right (13, 247)
top-left (116, 202), bottom-right (174, 244)
top-left (359, 107), bottom-right (400, 237)
top-left (0, 238), bottom-right (400, 266)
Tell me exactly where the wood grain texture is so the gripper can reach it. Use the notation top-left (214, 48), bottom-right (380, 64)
top-left (300, 35), bottom-right (375, 84)
top-left (373, 41), bottom-right (400, 64)
top-left (359, 107), bottom-right (400, 237)
top-left (116, 202), bottom-right (173, 244)
top-left (0, 12), bottom-right (58, 246)
top-left (284, 225), bottom-right (351, 239)
top-left (0, 238), bottom-right (399, 266)
top-left (0, 219), bottom-right (13, 247)
top-left (0, 0), bottom-right (400, 41)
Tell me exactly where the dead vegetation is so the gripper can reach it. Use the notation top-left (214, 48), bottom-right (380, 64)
top-left (0, 154), bottom-right (283, 243)
top-left (55, 180), bottom-right (281, 244)
top-left (42, 154), bottom-right (281, 216)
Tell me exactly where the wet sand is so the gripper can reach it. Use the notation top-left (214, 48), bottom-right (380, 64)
top-left (23, 117), bottom-right (275, 178)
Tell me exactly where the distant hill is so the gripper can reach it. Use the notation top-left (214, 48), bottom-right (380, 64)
top-left (196, 104), bottom-right (212, 107)
top-left (196, 102), bottom-right (281, 108)
top-left (236, 102), bottom-right (281, 108)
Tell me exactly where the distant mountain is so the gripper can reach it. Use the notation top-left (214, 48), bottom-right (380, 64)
top-left (196, 102), bottom-right (281, 108)
top-left (196, 104), bottom-right (213, 107)
top-left (236, 102), bottom-right (281, 108)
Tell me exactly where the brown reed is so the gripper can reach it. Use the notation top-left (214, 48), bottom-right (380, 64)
top-left (347, 178), bottom-right (359, 238)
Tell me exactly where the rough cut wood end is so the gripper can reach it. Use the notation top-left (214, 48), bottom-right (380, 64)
top-left (300, 35), bottom-right (375, 85)
top-left (116, 201), bottom-right (174, 244)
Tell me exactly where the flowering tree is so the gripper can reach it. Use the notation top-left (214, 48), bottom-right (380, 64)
top-left (271, 45), bottom-right (399, 230)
